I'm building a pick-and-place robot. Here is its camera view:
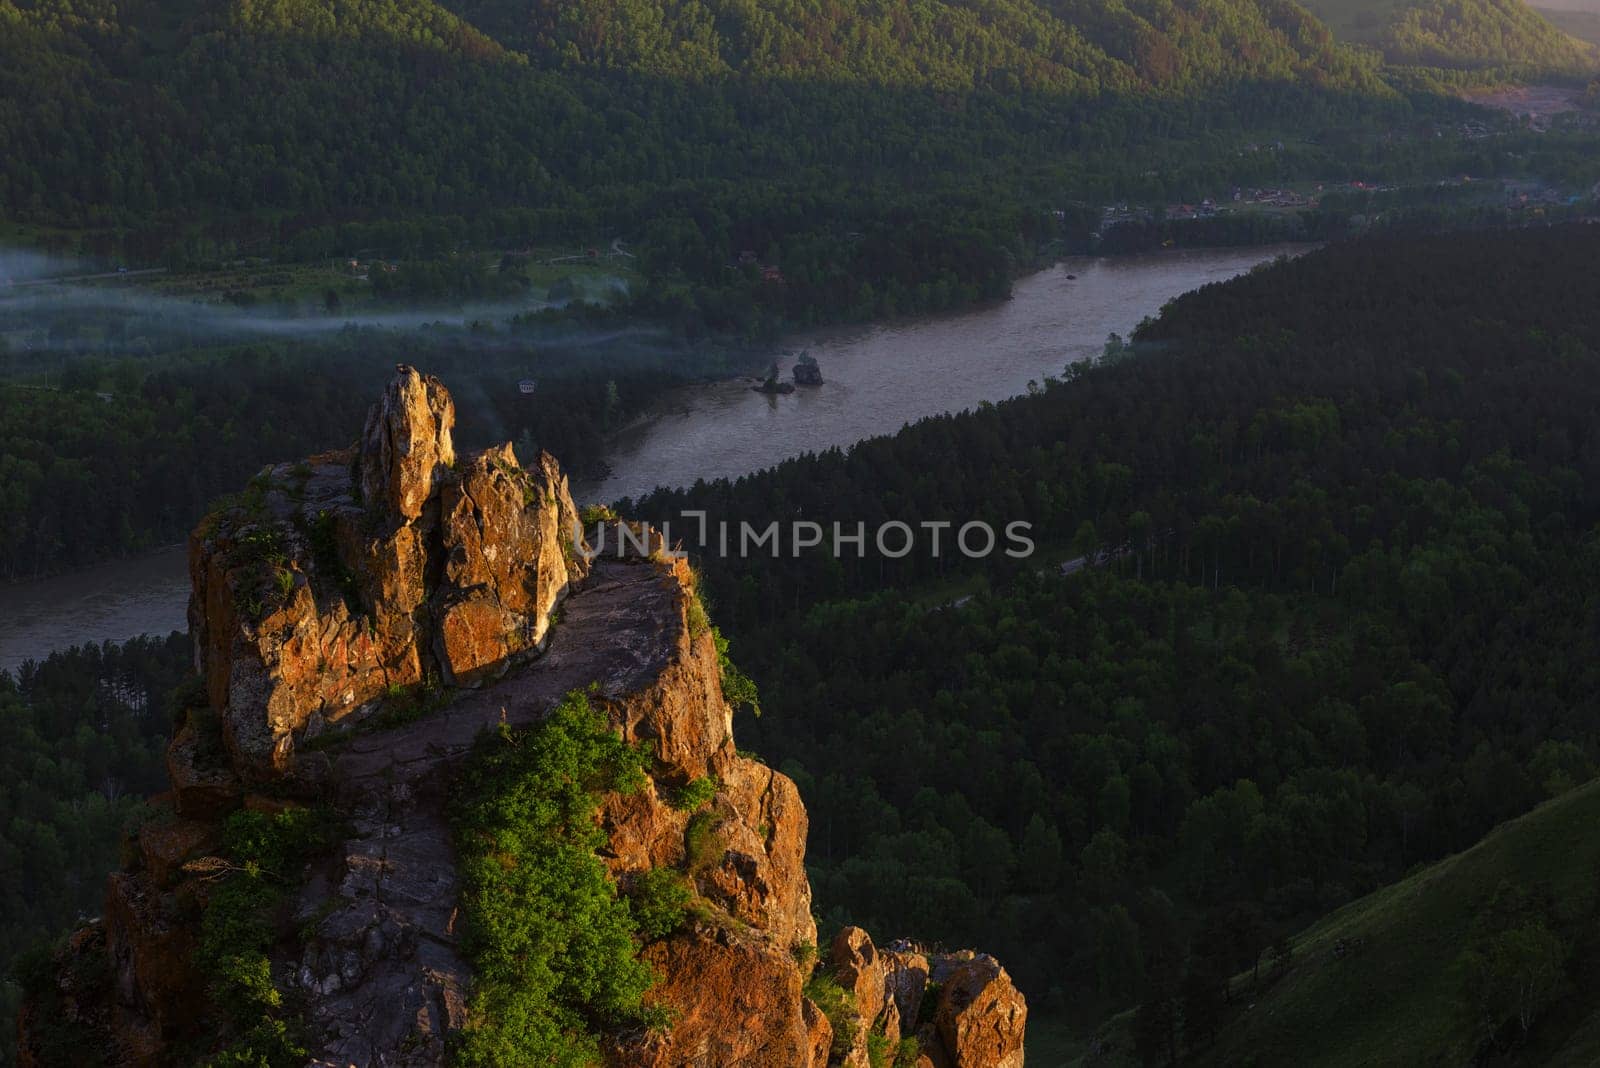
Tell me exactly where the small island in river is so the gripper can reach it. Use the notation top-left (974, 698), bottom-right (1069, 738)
top-left (753, 353), bottom-right (823, 394)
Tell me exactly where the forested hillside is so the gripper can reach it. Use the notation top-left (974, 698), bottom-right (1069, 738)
top-left (1, 0), bottom-right (1451, 385)
top-left (0, 0), bottom-right (1384, 229)
top-left (0, 0), bottom-right (1399, 284)
top-left (1387, 0), bottom-right (1597, 68)
top-left (443, 0), bottom-right (1371, 90)
top-left (630, 225), bottom-right (1600, 1041)
top-left (0, 0), bottom-right (1585, 335)
top-left (5, 0), bottom-right (1587, 356)
top-left (0, 0), bottom-right (1395, 245)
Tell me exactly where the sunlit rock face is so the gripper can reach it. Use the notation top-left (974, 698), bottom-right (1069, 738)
top-left (185, 366), bottom-right (585, 783)
top-left (829, 926), bottom-right (1028, 1068)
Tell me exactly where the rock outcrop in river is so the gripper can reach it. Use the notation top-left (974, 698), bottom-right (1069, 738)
top-left (17, 369), bottom-right (1026, 1068)
top-left (793, 352), bottom-right (824, 386)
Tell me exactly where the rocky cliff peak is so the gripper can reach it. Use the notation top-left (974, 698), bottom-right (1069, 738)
top-left (184, 370), bottom-right (585, 783)
top-left (18, 372), bottom-right (1026, 1068)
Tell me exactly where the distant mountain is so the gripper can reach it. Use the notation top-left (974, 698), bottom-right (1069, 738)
top-left (1300, 0), bottom-right (1599, 70)
top-left (1, 0), bottom-right (1387, 95)
top-left (0, 0), bottom-right (513, 65)
top-left (439, 0), bottom-right (1379, 93)
top-left (0, 0), bottom-right (1401, 242)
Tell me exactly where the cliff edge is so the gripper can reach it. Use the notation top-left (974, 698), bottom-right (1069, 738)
top-left (17, 369), bottom-right (1026, 1068)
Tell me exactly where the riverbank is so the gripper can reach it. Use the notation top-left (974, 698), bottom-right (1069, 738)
top-left (574, 243), bottom-right (1311, 503)
top-left (0, 544), bottom-right (190, 676)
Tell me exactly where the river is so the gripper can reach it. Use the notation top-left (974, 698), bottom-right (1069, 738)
top-left (0, 244), bottom-right (1306, 673)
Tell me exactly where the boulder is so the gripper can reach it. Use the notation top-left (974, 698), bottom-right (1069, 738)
top-left (434, 443), bottom-right (583, 683)
top-left (792, 353), bottom-right (824, 386)
top-left (611, 924), bottom-right (818, 1068)
top-left (830, 926), bottom-right (932, 1063)
top-left (825, 929), bottom-right (1025, 1068)
top-left (931, 955), bottom-right (1027, 1068)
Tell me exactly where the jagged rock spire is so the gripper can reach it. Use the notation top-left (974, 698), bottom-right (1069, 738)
top-left (359, 365), bottom-right (456, 522)
top-left (183, 369), bottom-right (583, 783)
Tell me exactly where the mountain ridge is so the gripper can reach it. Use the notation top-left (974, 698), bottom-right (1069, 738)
top-left (2, 0), bottom-right (1385, 92)
top-left (436, 0), bottom-right (1378, 92)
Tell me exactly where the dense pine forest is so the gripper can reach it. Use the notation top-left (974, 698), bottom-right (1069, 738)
top-left (1385, 0), bottom-right (1599, 68)
top-left (627, 224), bottom-right (1600, 1049)
top-left (0, 638), bottom-right (186, 1065)
top-left (0, 0), bottom-right (1385, 241)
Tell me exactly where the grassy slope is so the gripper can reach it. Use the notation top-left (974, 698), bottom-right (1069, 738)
top-left (1197, 777), bottom-right (1600, 1067)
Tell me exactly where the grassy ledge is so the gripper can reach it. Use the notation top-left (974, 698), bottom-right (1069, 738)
top-left (449, 690), bottom-right (666, 1066)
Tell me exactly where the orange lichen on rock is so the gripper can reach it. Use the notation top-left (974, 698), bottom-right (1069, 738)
top-left (186, 366), bottom-right (586, 781)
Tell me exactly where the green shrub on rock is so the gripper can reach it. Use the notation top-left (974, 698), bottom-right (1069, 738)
top-left (450, 691), bottom-right (662, 1066)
